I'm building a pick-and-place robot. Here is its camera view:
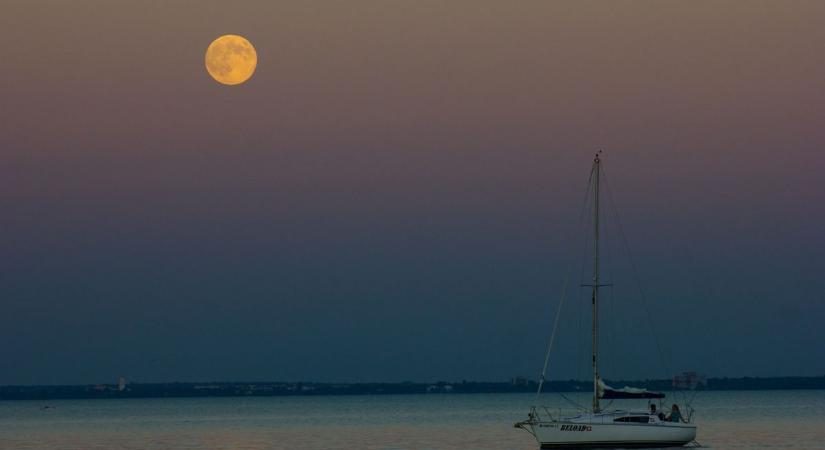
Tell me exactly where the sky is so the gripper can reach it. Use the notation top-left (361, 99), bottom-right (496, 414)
top-left (0, 1), bottom-right (823, 385)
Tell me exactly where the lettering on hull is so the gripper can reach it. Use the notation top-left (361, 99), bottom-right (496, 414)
top-left (559, 424), bottom-right (592, 432)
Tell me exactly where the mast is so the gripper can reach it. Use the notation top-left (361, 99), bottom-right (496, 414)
top-left (592, 151), bottom-right (601, 413)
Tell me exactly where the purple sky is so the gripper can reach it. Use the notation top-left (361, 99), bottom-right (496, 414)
top-left (0, 1), bottom-right (823, 384)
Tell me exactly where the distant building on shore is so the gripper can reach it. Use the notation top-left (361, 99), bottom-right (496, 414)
top-left (426, 383), bottom-right (453, 393)
top-left (673, 371), bottom-right (707, 390)
top-left (510, 376), bottom-right (531, 387)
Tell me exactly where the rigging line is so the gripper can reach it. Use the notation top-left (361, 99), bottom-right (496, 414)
top-left (535, 162), bottom-right (596, 400)
top-left (559, 392), bottom-right (590, 412)
top-left (575, 284), bottom-right (585, 406)
top-left (673, 234), bottom-right (712, 408)
top-left (601, 190), bottom-right (616, 380)
top-left (600, 166), bottom-right (673, 381)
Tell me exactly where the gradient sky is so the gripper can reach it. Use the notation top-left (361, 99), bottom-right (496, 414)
top-left (1, 1), bottom-right (823, 385)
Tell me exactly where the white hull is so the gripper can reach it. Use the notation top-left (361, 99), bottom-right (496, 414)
top-left (519, 412), bottom-right (696, 449)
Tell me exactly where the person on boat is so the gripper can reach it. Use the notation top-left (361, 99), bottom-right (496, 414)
top-left (668, 404), bottom-right (683, 423)
top-left (649, 403), bottom-right (664, 420)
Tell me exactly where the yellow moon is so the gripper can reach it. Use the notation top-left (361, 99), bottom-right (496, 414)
top-left (205, 34), bottom-right (257, 85)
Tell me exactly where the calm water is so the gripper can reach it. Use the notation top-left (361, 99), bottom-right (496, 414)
top-left (2, 390), bottom-right (824, 449)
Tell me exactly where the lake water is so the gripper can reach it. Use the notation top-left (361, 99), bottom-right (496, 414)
top-left (2, 390), bottom-right (823, 449)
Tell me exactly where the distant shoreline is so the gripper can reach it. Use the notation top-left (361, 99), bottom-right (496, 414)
top-left (2, 376), bottom-right (824, 401)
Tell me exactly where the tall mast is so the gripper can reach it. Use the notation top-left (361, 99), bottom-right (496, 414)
top-left (592, 152), bottom-right (601, 413)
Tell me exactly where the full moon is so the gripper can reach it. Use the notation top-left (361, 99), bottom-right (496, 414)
top-left (205, 34), bottom-right (257, 86)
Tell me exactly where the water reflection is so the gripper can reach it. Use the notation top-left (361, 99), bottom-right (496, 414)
top-left (1, 391), bottom-right (823, 450)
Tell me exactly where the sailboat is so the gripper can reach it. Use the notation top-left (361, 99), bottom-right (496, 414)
top-left (515, 153), bottom-right (697, 448)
